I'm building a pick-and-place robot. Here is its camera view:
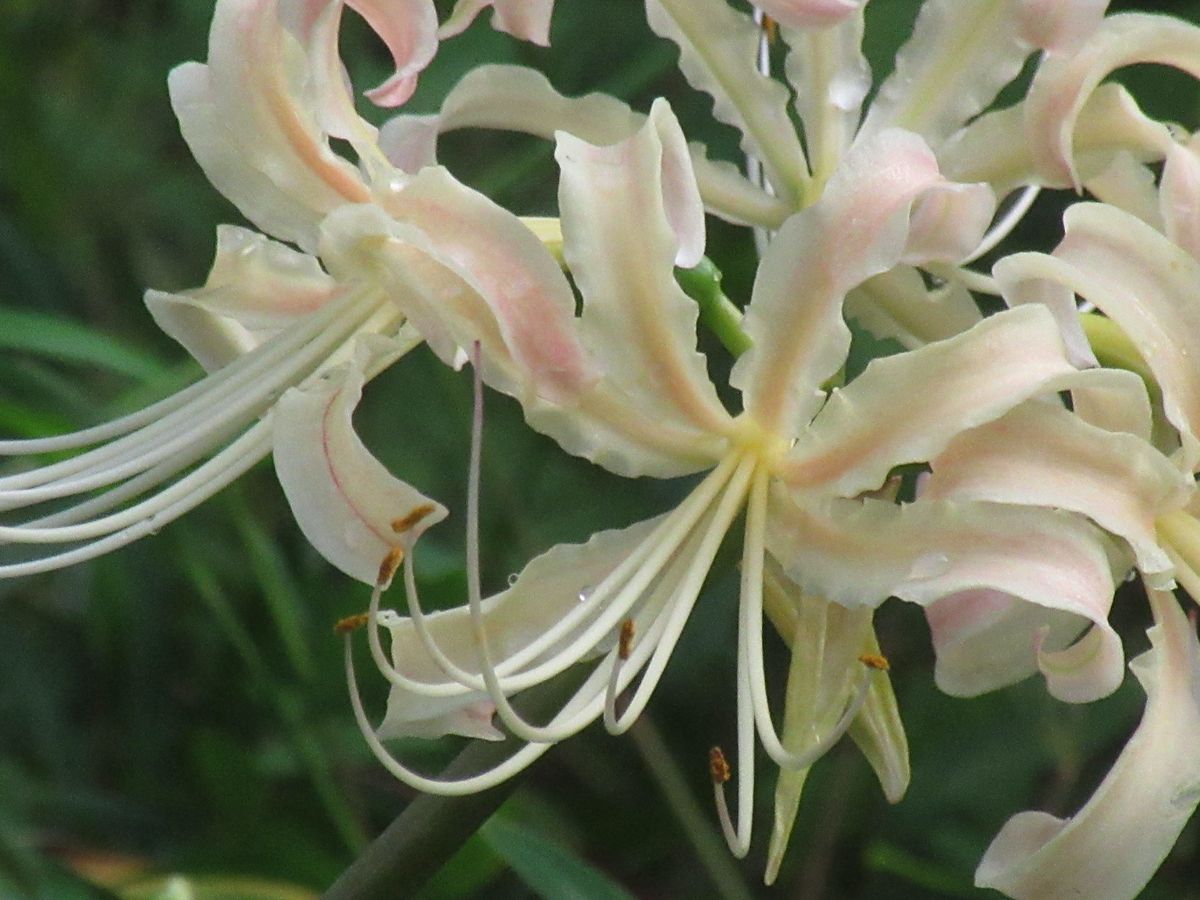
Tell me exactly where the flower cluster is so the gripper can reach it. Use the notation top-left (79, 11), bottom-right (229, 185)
top-left (6, 0), bottom-right (1200, 896)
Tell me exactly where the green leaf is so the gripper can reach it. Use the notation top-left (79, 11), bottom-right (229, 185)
top-left (0, 308), bottom-right (165, 380)
top-left (481, 817), bottom-right (635, 900)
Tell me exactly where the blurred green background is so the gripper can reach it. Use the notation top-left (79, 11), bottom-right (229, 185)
top-left (2, 1), bottom-right (1200, 897)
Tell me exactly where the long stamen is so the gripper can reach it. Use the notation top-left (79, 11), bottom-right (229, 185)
top-left (961, 185), bottom-right (1041, 265)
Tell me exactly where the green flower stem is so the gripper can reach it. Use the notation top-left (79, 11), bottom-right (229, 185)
top-left (1078, 312), bottom-right (1159, 401)
top-left (324, 673), bottom-right (583, 900)
top-left (676, 258), bottom-right (753, 358)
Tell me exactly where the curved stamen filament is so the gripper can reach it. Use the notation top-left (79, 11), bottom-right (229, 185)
top-left (961, 185), bottom-right (1040, 265)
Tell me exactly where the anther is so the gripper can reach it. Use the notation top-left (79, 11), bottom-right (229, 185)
top-left (763, 14), bottom-right (778, 44)
top-left (334, 612), bottom-right (370, 635)
top-left (377, 546), bottom-right (405, 587)
top-left (392, 504), bottom-right (437, 534)
top-left (859, 653), bottom-right (890, 671)
top-left (618, 619), bottom-right (635, 661)
top-left (709, 745), bottom-right (732, 785)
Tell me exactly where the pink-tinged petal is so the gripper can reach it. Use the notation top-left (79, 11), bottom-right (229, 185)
top-left (782, 10), bottom-right (869, 183)
top-left (845, 266), bottom-right (982, 351)
top-left (992, 252), bottom-right (1096, 370)
top-left (378, 516), bottom-right (661, 740)
top-left (1083, 151), bottom-right (1164, 231)
top-left (376, 169), bottom-right (597, 404)
top-left (902, 180), bottom-right (996, 266)
top-left (1068, 366), bottom-right (1155, 440)
top-left (927, 399), bottom-right (1190, 587)
top-left (1024, 13), bottom-right (1200, 187)
top-left (1009, 203), bottom-right (1200, 469)
top-left (859, 0), bottom-right (1030, 147)
top-left (752, 0), bottom-right (858, 30)
top-left (1160, 136), bottom-right (1200, 261)
top-left (1016, 0), bottom-right (1109, 54)
top-left (976, 588), bottom-right (1200, 899)
top-left (321, 205), bottom-right (726, 477)
top-left (438, 0), bottom-right (554, 45)
top-left (646, 0), bottom-right (810, 207)
top-left (348, 0), bottom-right (439, 107)
top-left (940, 83), bottom-right (1174, 196)
top-left (767, 490), bottom-right (1124, 701)
top-left (733, 129), bottom-right (956, 437)
top-left (377, 64), bottom-right (789, 227)
top-left (273, 338), bottom-right (447, 584)
top-left (781, 306), bottom-right (1078, 496)
top-left (556, 101), bottom-right (731, 438)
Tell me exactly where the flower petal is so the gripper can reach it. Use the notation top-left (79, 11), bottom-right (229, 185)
top-left (1160, 136), bottom-right (1200, 261)
top-left (859, 0), bottom-right (1030, 148)
top-left (646, 0), bottom-right (810, 206)
top-left (349, 0), bottom-right (439, 107)
top-left (768, 490), bottom-right (1124, 701)
top-left (143, 293), bottom-right (258, 373)
top-left (376, 64), bottom-right (789, 227)
top-left (377, 515), bottom-right (661, 740)
top-left (754, 0), bottom-right (859, 29)
top-left (1008, 203), bottom-right (1200, 469)
top-left (927, 397), bottom-right (1190, 586)
top-left (780, 306), bottom-right (1078, 496)
top-left (845, 265), bottom-right (982, 350)
top-left (438, 0), bottom-right (554, 45)
top-left (272, 336), bottom-right (446, 584)
top-left (975, 588), bottom-right (1200, 900)
top-left (1083, 151), bottom-right (1164, 231)
top-left (734, 129), bottom-right (985, 437)
top-left (939, 83), bottom-right (1174, 197)
top-left (1024, 12), bottom-right (1200, 187)
top-left (555, 100), bottom-right (732, 438)
top-left (1016, 0), bottom-right (1109, 54)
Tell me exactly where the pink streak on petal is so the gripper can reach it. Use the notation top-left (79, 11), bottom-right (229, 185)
top-left (751, 0), bottom-right (859, 29)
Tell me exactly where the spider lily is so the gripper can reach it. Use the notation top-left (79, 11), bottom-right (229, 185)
top-left (0, 0), bottom-right (562, 576)
top-left (300, 102), bottom-right (1144, 873)
top-left (377, 0), bottom-right (1190, 350)
top-left (923, 140), bottom-right (1200, 898)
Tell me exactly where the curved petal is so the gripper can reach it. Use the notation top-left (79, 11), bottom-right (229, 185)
top-left (845, 265), bottom-right (982, 350)
top-left (767, 489), bottom-right (1124, 701)
top-left (1016, 0), bottom-right (1108, 54)
top-left (975, 587), bottom-right (1200, 899)
top-left (556, 100), bottom-right (732, 438)
top-left (927, 398), bottom-right (1190, 586)
top-left (754, 0), bottom-right (859, 29)
top-left (438, 0), bottom-right (554, 45)
top-left (376, 65), bottom-right (789, 227)
top-left (646, 0), bottom-right (809, 206)
top-left (378, 515), bottom-right (662, 741)
top-left (1006, 203), bottom-right (1200, 468)
top-left (939, 83), bottom-right (1174, 196)
top-left (780, 305), bottom-right (1079, 496)
top-left (1084, 151), bottom-right (1164, 231)
top-left (1024, 12), bottom-right (1200, 187)
top-left (859, 0), bottom-right (1030, 148)
top-left (349, 0), bottom-right (439, 107)
top-left (144, 292), bottom-right (258, 373)
top-left (734, 129), bottom-right (988, 437)
top-left (1160, 136), bottom-right (1200, 261)
top-left (273, 337), bottom-right (447, 584)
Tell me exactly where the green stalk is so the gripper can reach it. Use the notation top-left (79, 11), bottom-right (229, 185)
top-left (675, 258), bottom-right (753, 358)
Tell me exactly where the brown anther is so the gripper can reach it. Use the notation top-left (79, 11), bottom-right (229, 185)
top-left (334, 613), bottom-right (370, 635)
top-left (376, 546), bottom-right (405, 587)
top-left (763, 14), bottom-right (778, 43)
top-left (709, 746), bottom-right (732, 785)
top-left (392, 504), bottom-right (437, 534)
top-left (618, 619), bottom-right (635, 661)
top-left (859, 652), bottom-right (890, 671)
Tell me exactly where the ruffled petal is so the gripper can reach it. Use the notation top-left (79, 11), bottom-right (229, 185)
top-left (734, 129), bottom-right (989, 438)
top-left (1006, 203), bottom-right (1200, 468)
top-left (975, 588), bottom-right (1200, 899)
top-left (753, 0), bottom-right (859, 29)
top-left (767, 490), bottom-right (1123, 702)
top-left (143, 292), bottom-right (258, 373)
top-left (377, 64), bottom-right (789, 227)
top-left (859, 0), bottom-right (1030, 148)
top-left (1024, 12), bottom-right (1200, 187)
top-left (844, 265), bottom-right (982, 350)
top-left (438, 0), bottom-right (554, 45)
top-left (780, 305), bottom-right (1078, 496)
top-left (377, 516), bottom-right (661, 740)
top-left (272, 336), bottom-right (447, 584)
top-left (556, 100), bottom-right (732, 437)
top-left (939, 83), bottom-right (1174, 196)
top-left (927, 398), bottom-right (1190, 586)
top-left (646, 0), bottom-right (810, 206)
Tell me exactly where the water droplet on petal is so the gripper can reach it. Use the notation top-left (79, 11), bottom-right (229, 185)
top-left (507, 572), bottom-right (519, 587)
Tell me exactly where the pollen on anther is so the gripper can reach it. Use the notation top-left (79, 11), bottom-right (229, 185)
top-left (709, 746), bottom-right (732, 785)
top-left (618, 619), bottom-right (635, 661)
top-left (392, 504), bottom-right (437, 534)
top-left (859, 652), bottom-right (890, 671)
top-left (377, 546), bottom-right (405, 586)
top-left (334, 613), bottom-right (370, 635)
top-left (763, 14), bottom-right (778, 43)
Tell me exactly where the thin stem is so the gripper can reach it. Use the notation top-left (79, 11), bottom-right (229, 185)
top-left (676, 259), bottom-right (753, 358)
